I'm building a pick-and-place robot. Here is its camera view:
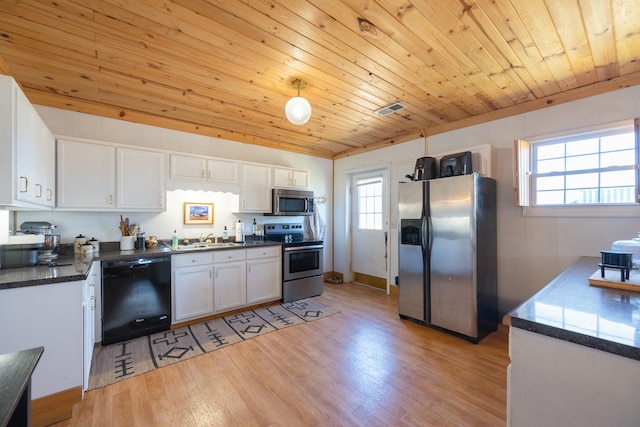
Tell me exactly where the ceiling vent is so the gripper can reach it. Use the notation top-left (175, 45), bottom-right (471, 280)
top-left (375, 102), bottom-right (406, 116)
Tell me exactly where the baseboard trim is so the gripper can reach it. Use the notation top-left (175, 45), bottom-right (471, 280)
top-left (32, 386), bottom-right (82, 427)
top-left (353, 272), bottom-right (386, 290)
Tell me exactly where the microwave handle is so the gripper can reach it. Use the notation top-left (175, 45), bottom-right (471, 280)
top-left (304, 198), bottom-right (308, 212)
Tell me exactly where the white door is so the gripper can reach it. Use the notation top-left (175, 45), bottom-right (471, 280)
top-left (350, 169), bottom-right (389, 291)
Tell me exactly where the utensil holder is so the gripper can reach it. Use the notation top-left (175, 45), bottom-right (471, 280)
top-left (120, 236), bottom-right (135, 251)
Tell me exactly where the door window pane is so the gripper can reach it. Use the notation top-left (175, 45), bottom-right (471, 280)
top-left (357, 178), bottom-right (382, 230)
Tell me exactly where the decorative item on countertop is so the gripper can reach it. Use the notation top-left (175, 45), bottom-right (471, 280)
top-left (74, 234), bottom-right (87, 254)
top-left (80, 243), bottom-right (94, 255)
top-left (599, 250), bottom-right (634, 282)
top-left (611, 233), bottom-right (640, 266)
top-left (88, 237), bottom-right (99, 253)
top-left (146, 236), bottom-right (158, 249)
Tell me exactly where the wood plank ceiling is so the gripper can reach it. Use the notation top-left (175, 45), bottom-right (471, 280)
top-left (1, 0), bottom-right (639, 159)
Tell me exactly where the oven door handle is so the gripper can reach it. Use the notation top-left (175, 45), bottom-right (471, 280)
top-left (284, 244), bottom-right (324, 251)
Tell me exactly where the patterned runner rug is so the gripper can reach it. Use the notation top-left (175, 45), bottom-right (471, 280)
top-left (88, 297), bottom-right (339, 390)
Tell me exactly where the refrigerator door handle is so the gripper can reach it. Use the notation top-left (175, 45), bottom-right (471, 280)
top-left (427, 215), bottom-right (433, 252)
top-left (421, 215), bottom-right (429, 253)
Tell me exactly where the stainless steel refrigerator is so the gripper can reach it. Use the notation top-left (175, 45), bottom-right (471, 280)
top-left (398, 173), bottom-right (497, 343)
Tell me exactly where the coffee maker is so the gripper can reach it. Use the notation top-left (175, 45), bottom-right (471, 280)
top-left (20, 222), bottom-right (60, 265)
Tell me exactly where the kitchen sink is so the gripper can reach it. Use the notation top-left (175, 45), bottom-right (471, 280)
top-left (173, 242), bottom-right (242, 251)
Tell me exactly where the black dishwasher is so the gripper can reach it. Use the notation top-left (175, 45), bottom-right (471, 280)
top-left (101, 256), bottom-right (171, 345)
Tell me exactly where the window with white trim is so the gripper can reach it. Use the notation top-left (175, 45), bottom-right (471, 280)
top-left (515, 119), bottom-right (640, 209)
top-left (356, 177), bottom-right (383, 230)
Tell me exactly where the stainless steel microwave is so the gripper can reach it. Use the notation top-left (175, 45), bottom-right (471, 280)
top-left (266, 189), bottom-right (314, 216)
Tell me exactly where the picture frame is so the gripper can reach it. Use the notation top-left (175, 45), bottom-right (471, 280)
top-left (183, 202), bottom-right (214, 225)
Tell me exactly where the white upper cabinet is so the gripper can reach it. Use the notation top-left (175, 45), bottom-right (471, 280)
top-left (0, 75), bottom-right (55, 209)
top-left (170, 154), bottom-right (238, 185)
top-left (272, 167), bottom-right (309, 189)
top-left (117, 147), bottom-right (165, 210)
top-left (207, 158), bottom-right (238, 184)
top-left (57, 138), bottom-right (165, 211)
top-left (170, 154), bottom-right (206, 181)
top-left (57, 139), bottom-right (116, 209)
top-left (238, 163), bottom-right (271, 212)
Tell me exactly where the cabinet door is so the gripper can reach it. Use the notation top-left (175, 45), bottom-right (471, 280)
top-left (272, 167), bottom-right (309, 189)
top-left (291, 169), bottom-right (309, 188)
top-left (117, 148), bottom-right (164, 210)
top-left (37, 123), bottom-right (56, 207)
top-left (239, 163), bottom-right (271, 212)
top-left (214, 262), bottom-right (246, 312)
top-left (174, 265), bottom-right (214, 322)
top-left (57, 140), bottom-right (116, 209)
top-left (0, 280), bottom-right (83, 399)
top-left (170, 154), bottom-right (206, 181)
top-left (247, 258), bottom-right (281, 304)
top-left (14, 87), bottom-right (38, 204)
top-left (272, 167), bottom-right (292, 188)
top-left (207, 159), bottom-right (238, 184)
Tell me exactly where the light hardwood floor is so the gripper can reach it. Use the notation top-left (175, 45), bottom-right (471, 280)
top-left (54, 282), bottom-right (510, 426)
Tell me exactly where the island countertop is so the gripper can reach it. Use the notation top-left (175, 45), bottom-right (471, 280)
top-left (504, 256), bottom-right (640, 361)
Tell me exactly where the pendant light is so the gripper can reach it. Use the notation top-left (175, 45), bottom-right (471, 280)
top-left (285, 79), bottom-right (312, 125)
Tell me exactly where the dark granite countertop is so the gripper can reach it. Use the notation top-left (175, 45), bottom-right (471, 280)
top-left (0, 240), bottom-right (282, 290)
top-left (504, 256), bottom-right (640, 361)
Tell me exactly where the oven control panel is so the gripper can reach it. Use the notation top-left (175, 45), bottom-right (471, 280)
top-left (264, 223), bottom-right (304, 243)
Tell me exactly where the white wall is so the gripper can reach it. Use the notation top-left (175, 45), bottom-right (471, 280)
top-left (14, 107), bottom-right (333, 271)
top-left (334, 85), bottom-right (640, 316)
top-left (333, 138), bottom-right (425, 285)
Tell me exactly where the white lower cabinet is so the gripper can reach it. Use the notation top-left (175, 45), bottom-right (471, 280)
top-left (213, 250), bottom-right (247, 313)
top-left (172, 252), bottom-right (214, 323)
top-left (0, 280), bottom-right (83, 400)
top-left (246, 246), bottom-right (282, 304)
top-left (171, 247), bottom-right (282, 322)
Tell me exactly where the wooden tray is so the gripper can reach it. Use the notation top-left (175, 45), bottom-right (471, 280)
top-left (589, 268), bottom-right (640, 292)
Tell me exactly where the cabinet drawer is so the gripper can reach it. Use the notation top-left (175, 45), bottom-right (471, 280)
top-left (246, 246), bottom-right (280, 260)
top-left (173, 252), bottom-right (213, 268)
top-left (213, 249), bottom-right (246, 263)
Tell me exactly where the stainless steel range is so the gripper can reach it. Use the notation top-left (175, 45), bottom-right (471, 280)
top-left (264, 223), bottom-right (324, 302)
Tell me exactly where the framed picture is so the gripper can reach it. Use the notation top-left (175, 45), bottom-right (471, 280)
top-left (184, 202), bottom-right (214, 225)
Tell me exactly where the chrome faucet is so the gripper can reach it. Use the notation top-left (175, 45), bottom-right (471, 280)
top-left (199, 232), bottom-right (214, 243)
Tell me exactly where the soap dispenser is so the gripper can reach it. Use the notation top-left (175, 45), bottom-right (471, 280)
top-left (222, 226), bottom-right (228, 243)
top-left (171, 230), bottom-right (178, 248)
